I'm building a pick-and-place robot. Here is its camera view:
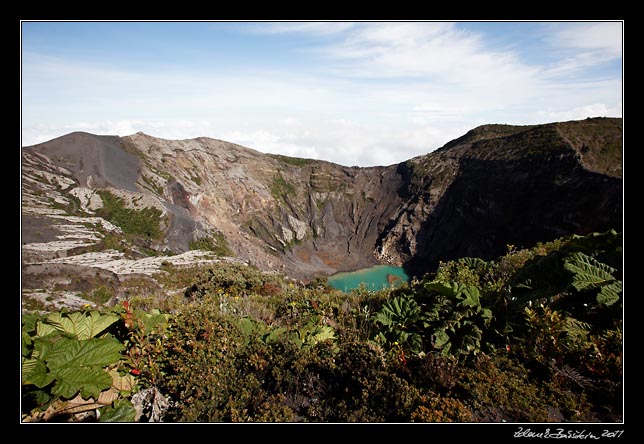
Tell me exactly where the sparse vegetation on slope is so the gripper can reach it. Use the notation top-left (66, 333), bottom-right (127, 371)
top-left (95, 190), bottom-right (164, 240)
top-left (270, 173), bottom-right (296, 201)
top-left (189, 232), bottom-right (233, 257)
top-left (269, 153), bottom-right (316, 167)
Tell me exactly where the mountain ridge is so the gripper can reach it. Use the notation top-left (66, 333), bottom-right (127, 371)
top-left (21, 117), bottom-right (622, 309)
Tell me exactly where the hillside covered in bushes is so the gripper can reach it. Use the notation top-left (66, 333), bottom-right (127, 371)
top-left (21, 229), bottom-right (622, 423)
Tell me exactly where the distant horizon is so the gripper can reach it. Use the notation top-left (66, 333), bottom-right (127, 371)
top-left (21, 21), bottom-right (623, 167)
top-left (22, 115), bottom-right (622, 167)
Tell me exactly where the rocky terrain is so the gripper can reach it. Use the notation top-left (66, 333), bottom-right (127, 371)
top-left (20, 117), bottom-right (623, 311)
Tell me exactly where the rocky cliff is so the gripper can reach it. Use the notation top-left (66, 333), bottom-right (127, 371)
top-left (21, 117), bottom-right (622, 293)
top-left (377, 118), bottom-right (623, 275)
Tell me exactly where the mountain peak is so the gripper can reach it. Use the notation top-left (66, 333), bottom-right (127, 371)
top-left (22, 118), bottom-right (622, 284)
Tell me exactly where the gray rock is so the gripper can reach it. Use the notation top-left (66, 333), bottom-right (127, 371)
top-left (131, 387), bottom-right (171, 422)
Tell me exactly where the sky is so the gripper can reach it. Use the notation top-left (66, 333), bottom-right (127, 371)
top-left (20, 21), bottom-right (623, 167)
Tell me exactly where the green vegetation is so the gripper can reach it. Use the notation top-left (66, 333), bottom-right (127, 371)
top-left (89, 286), bottom-right (115, 305)
top-left (441, 123), bottom-right (533, 152)
top-left (184, 262), bottom-right (286, 299)
top-left (140, 174), bottom-right (165, 196)
top-left (119, 139), bottom-right (145, 159)
top-left (271, 173), bottom-right (296, 201)
top-left (22, 302), bottom-right (171, 422)
top-left (144, 161), bottom-right (174, 182)
top-left (99, 232), bottom-right (130, 254)
top-left (21, 295), bottom-right (48, 312)
top-left (22, 230), bottom-right (622, 422)
top-left (47, 193), bottom-right (85, 216)
top-left (22, 308), bottom-right (133, 421)
top-left (189, 232), bottom-right (233, 257)
top-left (555, 118), bottom-right (622, 176)
top-left (269, 153), bottom-right (315, 167)
top-left (96, 190), bottom-right (164, 240)
top-left (189, 174), bottom-right (202, 185)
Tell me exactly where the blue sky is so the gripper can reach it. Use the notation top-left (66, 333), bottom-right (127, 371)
top-left (21, 21), bottom-right (622, 166)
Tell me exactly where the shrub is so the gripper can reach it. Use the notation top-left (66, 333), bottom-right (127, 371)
top-left (372, 294), bottom-right (424, 354)
top-left (457, 353), bottom-right (554, 422)
top-left (411, 395), bottom-right (473, 422)
top-left (418, 281), bottom-right (494, 360)
top-left (184, 263), bottom-right (284, 299)
top-left (407, 352), bottom-right (460, 394)
top-left (158, 298), bottom-right (337, 422)
top-left (320, 342), bottom-right (423, 422)
top-left (157, 301), bottom-right (246, 422)
top-left (22, 230), bottom-right (622, 423)
top-left (189, 232), bottom-right (233, 257)
top-left (434, 257), bottom-right (486, 287)
top-left (21, 308), bottom-right (138, 422)
top-left (271, 173), bottom-right (296, 201)
top-left (96, 190), bottom-right (163, 239)
top-left (90, 285), bottom-right (114, 304)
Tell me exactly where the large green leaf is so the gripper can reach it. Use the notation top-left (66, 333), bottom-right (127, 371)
top-left (38, 311), bottom-right (120, 340)
top-left (306, 325), bottom-right (336, 346)
top-left (22, 313), bottom-right (39, 334)
top-left (22, 330), bottom-right (33, 356)
top-left (373, 295), bottom-right (424, 354)
top-left (21, 356), bottom-right (38, 380)
top-left (50, 367), bottom-right (113, 399)
top-left (425, 281), bottom-right (460, 297)
top-left (512, 252), bottom-right (567, 303)
top-left (457, 286), bottom-right (481, 308)
top-left (374, 295), bottom-right (422, 328)
top-left (373, 310), bottom-right (394, 327)
top-left (406, 332), bottom-right (423, 354)
top-left (262, 327), bottom-right (290, 344)
top-left (22, 357), bottom-right (54, 388)
top-left (597, 281), bottom-right (622, 306)
top-left (46, 337), bottom-right (123, 370)
top-left (137, 309), bottom-right (171, 335)
top-left (433, 329), bottom-right (450, 349)
top-left (239, 317), bottom-right (257, 337)
top-left (461, 257), bottom-right (487, 270)
top-left (38, 337), bottom-right (124, 399)
top-left (32, 335), bottom-right (58, 362)
top-left (480, 307), bottom-right (493, 325)
top-left (564, 252), bottom-right (617, 292)
top-left (422, 280), bottom-right (492, 360)
top-left (36, 322), bottom-right (60, 339)
top-left (99, 399), bottom-right (137, 422)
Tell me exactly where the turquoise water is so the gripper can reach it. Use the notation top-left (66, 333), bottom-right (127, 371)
top-left (327, 265), bottom-right (410, 292)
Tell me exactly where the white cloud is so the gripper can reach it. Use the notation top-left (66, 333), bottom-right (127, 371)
top-left (22, 120), bottom-right (217, 147)
top-left (540, 22), bottom-right (622, 79)
top-left (22, 22), bottom-right (622, 167)
top-left (547, 22), bottom-right (622, 58)
top-left (22, 116), bottom-right (457, 167)
top-left (228, 118), bottom-right (460, 167)
top-left (279, 117), bottom-right (300, 126)
top-left (534, 103), bottom-right (622, 123)
top-left (309, 22), bottom-right (541, 94)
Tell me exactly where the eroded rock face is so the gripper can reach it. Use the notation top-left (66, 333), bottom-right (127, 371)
top-left (378, 119), bottom-right (623, 276)
top-left (21, 118), bottom-right (623, 290)
top-left (116, 132), bottom-right (409, 277)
